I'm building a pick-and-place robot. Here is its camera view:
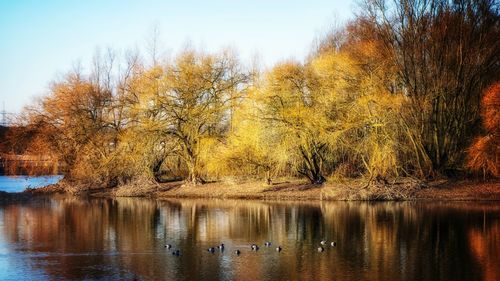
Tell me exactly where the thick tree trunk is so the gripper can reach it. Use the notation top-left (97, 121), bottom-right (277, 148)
top-left (299, 145), bottom-right (326, 184)
top-left (152, 158), bottom-right (165, 182)
top-left (186, 160), bottom-right (205, 185)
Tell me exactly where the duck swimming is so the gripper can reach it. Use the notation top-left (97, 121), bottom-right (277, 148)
top-left (276, 246), bottom-right (282, 252)
top-left (165, 244), bottom-right (172, 249)
top-left (235, 249), bottom-right (241, 255)
top-left (318, 246), bottom-right (324, 252)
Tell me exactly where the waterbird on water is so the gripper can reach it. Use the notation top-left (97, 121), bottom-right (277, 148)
top-left (218, 244), bottom-right (225, 251)
top-left (318, 246), bottom-right (324, 252)
top-left (164, 244), bottom-right (172, 249)
top-left (264, 241), bottom-right (272, 247)
top-left (276, 246), bottom-right (282, 252)
top-left (320, 240), bottom-right (327, 246)
top-left (235, 249), bottom-right (241, 255)
top-left (331, 241), bottom-right (337, 247)
top-left (172, 250), bottom-right (180, 256)
top-left (251, 244), bottom-right (259, 251)
top-left (207, 247), bottom-right (215, 253)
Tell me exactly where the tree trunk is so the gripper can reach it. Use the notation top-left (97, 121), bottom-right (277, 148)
top-left (299, 145), bottom-right (326, 184)
top-left (265, 169), bottom-right (272, 185)
top-left (186, 160), bottom-right (205, 185)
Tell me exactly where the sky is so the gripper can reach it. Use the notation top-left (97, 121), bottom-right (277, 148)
top-left (0, 0), bottom-right (355, 115)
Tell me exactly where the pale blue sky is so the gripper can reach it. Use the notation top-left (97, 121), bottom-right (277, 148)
top-left (0, 0), bottom-right (355, 114)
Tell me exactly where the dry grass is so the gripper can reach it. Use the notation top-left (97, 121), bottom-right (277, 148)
top-left (321, 178), bottom-right (424, 201)
top-left (110, 178), bottom-right (160, 197)
top-left (27, 180), bottom-right (89, 195)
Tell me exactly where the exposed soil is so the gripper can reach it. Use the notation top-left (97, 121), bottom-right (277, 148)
top-left (414, 180), bottom-right (500, 200)
top-left (16, 177), bottom-right (499, 201)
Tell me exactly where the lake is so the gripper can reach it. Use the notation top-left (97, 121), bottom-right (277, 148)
top-left (0, 197), bottom-right (498, 281)
top-left (0, 175), bottom-right (63, 193)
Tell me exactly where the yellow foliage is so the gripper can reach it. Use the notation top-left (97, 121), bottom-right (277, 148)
top-left (20, 38), bottom-right (417, 186)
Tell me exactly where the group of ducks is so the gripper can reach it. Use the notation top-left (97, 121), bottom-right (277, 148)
top-left (204, 242), bottom-right (282, 256)
top-left (164, 240), bottom-right (337, 256)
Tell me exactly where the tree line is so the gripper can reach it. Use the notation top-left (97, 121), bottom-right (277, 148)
top-left (4, 0), bottom-right (498, 186)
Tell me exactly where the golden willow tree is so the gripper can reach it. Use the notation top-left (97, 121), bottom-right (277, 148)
top-left (217, 83), bottom-right (290, 184)
top-left (222, 50), bottom-right (406, 184)
top-left (123, 64), bottom-right (180, 182)
top-left (258, 60), bottom-right (331, 184)
top-left (133, 50), bottom-right (248, 184)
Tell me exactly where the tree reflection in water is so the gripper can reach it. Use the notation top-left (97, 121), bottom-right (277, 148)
top-left (1, 198), bottom-right (499, 281)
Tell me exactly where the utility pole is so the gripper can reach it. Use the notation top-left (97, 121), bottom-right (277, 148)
top-left (1, 101), bottom-right (6, 127)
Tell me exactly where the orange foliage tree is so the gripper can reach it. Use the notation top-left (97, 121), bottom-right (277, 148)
top-left (467, 83), bottom-right (499, 178)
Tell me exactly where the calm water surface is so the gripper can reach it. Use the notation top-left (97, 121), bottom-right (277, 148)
top-left (0, 197), bottom-right (499, 281)
top-left (0, 175), bottom-right (63, 192)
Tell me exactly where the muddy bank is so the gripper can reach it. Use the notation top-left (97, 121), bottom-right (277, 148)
top-left (20, 178), bottom-right (500, 201)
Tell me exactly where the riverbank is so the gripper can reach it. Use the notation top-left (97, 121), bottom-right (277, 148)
top-left (20, 178), bottom-right (500, 201)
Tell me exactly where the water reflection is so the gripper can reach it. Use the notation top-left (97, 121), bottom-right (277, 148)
top-left (0, 198), bottom-right (499, 281)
